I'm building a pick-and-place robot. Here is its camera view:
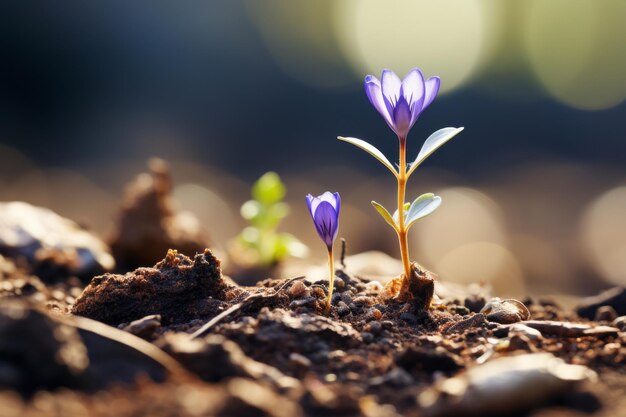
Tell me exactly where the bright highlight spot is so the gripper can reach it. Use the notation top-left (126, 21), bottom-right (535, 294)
top-left (525, 0), bottom-right (626, 110)
top-left (413, 187), bottom-right (524, 295)
top-left (333, 0), bottom-right (488, 94)
top-left (581, 186), bottom-right (626, 285)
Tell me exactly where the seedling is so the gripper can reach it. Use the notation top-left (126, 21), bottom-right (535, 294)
top-left (305, 192), bottom-right (341, 312)
top-left (237, 172), bottom-right (307, 266)
top-left (339, 68), bottom-right (463, 304)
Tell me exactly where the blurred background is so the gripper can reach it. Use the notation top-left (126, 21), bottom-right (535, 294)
top-left (0, 0), bottom-right (625, 298)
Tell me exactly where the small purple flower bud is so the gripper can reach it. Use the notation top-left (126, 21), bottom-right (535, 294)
top-left (306, 192), bottom-right (340, 249)
top-left (364, 68), bottom-right (440, 139)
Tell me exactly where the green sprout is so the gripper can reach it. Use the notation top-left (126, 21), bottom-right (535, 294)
top-left (237, 172), bottom-right (308, 266)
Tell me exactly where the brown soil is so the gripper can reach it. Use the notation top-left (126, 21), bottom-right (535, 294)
top-left (1, 247), bottom-right (623, 417)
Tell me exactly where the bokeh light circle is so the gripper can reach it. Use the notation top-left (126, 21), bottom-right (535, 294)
top-left (412, 187), bottom-right (524, 295)
top-left (581, 186), bottom-right (626, 285)
top-left (525, 0), bottom-right (626, 110)
top-left (333, 0), bottom-right (489, 94)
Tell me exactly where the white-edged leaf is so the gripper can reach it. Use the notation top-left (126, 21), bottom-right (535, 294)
top-left (392, 202), bottom-right (411, 224)
top-left (407, 127), bottom-right (464, 177)
top-left (405, 193), bottom-right (442, 229)
top-left (338, 136), bottom-right (397, 177)
top-left (371, 201), bottom-right (397, 230)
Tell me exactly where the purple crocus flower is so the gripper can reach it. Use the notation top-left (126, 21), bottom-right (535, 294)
top-left (365, 68), bottom-right (440, 139)
top-left (306, 192), bottom-right (340, 249)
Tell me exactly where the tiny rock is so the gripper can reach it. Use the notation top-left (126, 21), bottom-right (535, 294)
top-left (288, 280), bottom-right (307, 298)
top-left (594, 305), bottom-right (618, 322)
top-left (419, 353), bottom-right (596, 417)
top-left (289, 353), bottom-right (312, 370)
top-left (612, 316), bottom-right (626, 331)
top-left (120, 314), bottom-right (162, 339)
top-left (480, 298), bottom-right (530, 324)
top-left (0, 201), bottom-right (114, 281)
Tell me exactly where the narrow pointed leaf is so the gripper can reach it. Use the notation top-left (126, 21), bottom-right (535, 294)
top-left (392, 202), bottom-right (411, 224)
top-left (405, 193), bottom-right (442, 229)
top-left (407, 127), bottom-right (464, 177)
top-left (371, 201), bottom-right (398, 230)
top-left (338, 136), bottom-right (398, 176)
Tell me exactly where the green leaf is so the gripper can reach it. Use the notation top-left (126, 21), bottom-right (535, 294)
top-left (392, 202), bottom-right (411, 224)
top-left (371, 201), bottom-right (398, 230)
top-left (407, 127), bottom-right (464, 177)
top-left (252, 171), bottom-right (286, 204)
top-left (338, 136), bottom-right (398, 177)
top-left (405, 193), bottom-right (442, 229)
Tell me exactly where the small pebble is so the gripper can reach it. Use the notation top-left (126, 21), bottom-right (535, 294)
top-left (289, 353), bottom-right (312, 369)
top-left (595, 305), bottom-right (618, 322)
top-left (288, 280), bottom-right (307, 298)
top-left (400, 313), bottom-right (417, 324)
top-left (481, 298), bottom-right (530, 324)
top-left (311, 286), bottom-right (326, 299)
top-left (361, 332), bottom-right (374, 343)
top-left (341, 292), bottom-right (353, 305)
top-left (333, 277), bottom-right (345, 290)
top-left (120, 314), bottom-right (161, 339)
top-left (328, 350), bottom-right (346, 359)
top-left (365, 321), bottom-right (382, 335)
top-left (353, 295), bottom-right (373, 306)
top-left (289, 296), bottom-right (316, 308)
top-left (611, 316), bottom-right (626, 331)
top-left (336, 302), bottom-right (350, 317)
top-left (370, 308), bottom-right (382, 320)
top-left (381, 320), bottom-right (394, 330)
top-left (373, 304), bottom-right (386, 313)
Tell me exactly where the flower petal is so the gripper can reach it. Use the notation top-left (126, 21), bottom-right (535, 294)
top-left (306, 194), bottom-right (315, 216)
top-left (365, 76), bottom-right (394, 129)
top-left (307, 195), bottom-right (323, 216)
top-left (381, 69), bottom-right (402, 106)
top-left (392, 93), bottom-right (413, 138)
top-left (401, 68), bottom-right (425, 110)
top-left (319, 191), bottom-right (340, 211)
top-left (332, 192), bottom-right (341, 214)
top-left (313, 201), bottom-right (339, 248)
top-left (422, 76), bottom-right (441, 110)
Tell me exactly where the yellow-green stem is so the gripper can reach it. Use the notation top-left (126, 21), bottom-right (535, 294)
top-left (325, 248), bottom-right (335, 312)
top-left (397, 138), bottom-right (412, 279)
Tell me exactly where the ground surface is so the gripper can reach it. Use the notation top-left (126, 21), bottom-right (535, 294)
top-left (1, 246), bottom-right (625, 417)
top-left (0, 163), bottom-right (625, 417)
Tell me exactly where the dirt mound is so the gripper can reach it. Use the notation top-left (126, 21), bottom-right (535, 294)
top-left (72, 249), bottom-right (227, 325)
